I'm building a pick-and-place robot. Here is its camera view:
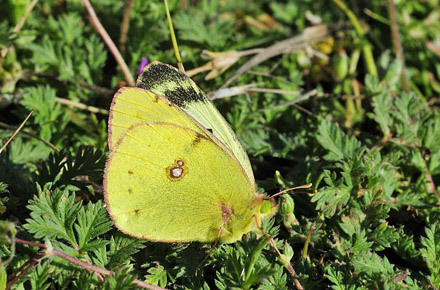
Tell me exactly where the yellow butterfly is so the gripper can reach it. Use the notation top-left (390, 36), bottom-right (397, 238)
top-left (104, 62), bottom-right (276, 243)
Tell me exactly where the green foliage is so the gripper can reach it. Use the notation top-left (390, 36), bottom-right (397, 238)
top-left (214, 235), bottom-right (277, 290)
top-left (20, 85), bottom-right (69, 141)
top-left (316, 120), bottom-right (363, 161)
top-left (1, 0), bottom-right (440, 289)
top-left (37, 146), bottom-right (105, 190)
top-left (421, 224), bottom-right (440, 288)
top-left (145, 264), bottom-right (168, 287)
top-left (174, 10), bottom-right (233, 49)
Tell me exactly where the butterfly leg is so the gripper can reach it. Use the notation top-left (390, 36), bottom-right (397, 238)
top-left (197, 204), bottom-right (234, 271)
top-left (252, 214), bottom-right (271, 238)
top-left (196, 225), bottom-right (224, 275)
top-left (205, 225), bottom-right (224, 260)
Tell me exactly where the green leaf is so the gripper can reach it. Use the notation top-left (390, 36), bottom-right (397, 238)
top-left (74, 200), bottom-right (112, 251)
top-left (368, 91), bottom-right (392, 137)
top-left (24, 185), bottom-right (81, 246)
top-left (20, 85), bottom-right (67, 141)
top-left (29, 263), bottom-right (51, 290)
top-left (175, 9), bottom-right (233, 49)
top-left (316, 120), bottom-right (362, 161)
top-left (8, 137), bottom-right (51, 165)
top-left (421, 223), bottom-right (440, 288)
top-left (55, 13), bottom-right (84, 45)
top-left (326, 265), bottom-right (356, 290)
top-left (103, 236), bottom-right (145, 269)
top-left (258, 265), bottom-right (287, 290)
top-left (101, 266), bottom-right (137, 290)
top-left (145, 264), bottom-right (168, 287)
top-left (311, 170), bottom-right (351, 217)
top-left (423, 112), bottom-right (440, 152)
top-left (352, 251), bottom-right (395, 278)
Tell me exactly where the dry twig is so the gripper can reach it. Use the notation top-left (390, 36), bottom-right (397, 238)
top-left (0, 111), bottom-right (33, 154)
top-left (221, 24), bottom-right (329, 88)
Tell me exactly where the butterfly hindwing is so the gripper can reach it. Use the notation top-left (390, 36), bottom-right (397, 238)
top-left (136, 62), bottom-right (255, 186)
top-left (104, 122), bottom-right (260, 243)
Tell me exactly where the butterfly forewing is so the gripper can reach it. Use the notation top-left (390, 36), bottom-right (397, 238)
top-left (108, 87), bottom-right (207, 151)
top-left (136, 62), bottom-right (255, 186)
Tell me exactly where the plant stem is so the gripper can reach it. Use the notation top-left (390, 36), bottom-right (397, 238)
top-left (244, 236), bottom-right (270, 285)
top-left (0, 111), bottom-right (33, 154)
top-left (0, 121), bottom-right (59, 152)
top-left (387, 0), bottom-right (410, 92)
top-left (164, 0), bottom-right (185, 72)
top-left (82, 0), bottom-right (134, 86)
top-left (55, 97), bottom-right (109, 115)
top-left (14, 239), bottom-right (167, 290)
top-left (348, 49), bottom-right (362, 112)
top-left (302, 225), bottom-right (313, 260)
top-left (6, 253), bottom-right (42, 290)
top-left (119, 0), bottom-right (134, 57)
top-left (331, 0), bottom-right (377, 76)
top-left (285, 263), bottom-right (304, 290)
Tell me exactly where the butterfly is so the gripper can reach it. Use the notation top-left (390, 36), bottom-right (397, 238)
top-left (104, 62), bottom-right (277, 243)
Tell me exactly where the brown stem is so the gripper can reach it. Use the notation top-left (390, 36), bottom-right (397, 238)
top-left (15, 239), bottom-right (167, 290)
top-left (6, 253), bottom-right (43, 290)
top-left (426, 41), bottom-right (440, 56)
top-left (428, 280), bottom-right (440, 290)
top-left (221, 24), bottom-right (328, 88)
top-left (393, 270), bottom-right (409, 283)
top-left (268, 183), bottom-right (313, 200)
top-left (119, 0), bottom-right (134, 57)
top-left (387, 0), bottom-right (410, 92)
top-left (425, 169), bottom-right (436, 193)
top-left (370, 133), bottom-right (392, 152)
top-left (285, 263), bottom-right (304, 290)
top-left (81, 0), bottom-right (135, 86)
top-left (267, 239), bottom-right (304, 290)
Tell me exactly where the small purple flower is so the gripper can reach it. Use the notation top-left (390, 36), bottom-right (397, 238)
top-left (136, 57), bottom-right (148, 74)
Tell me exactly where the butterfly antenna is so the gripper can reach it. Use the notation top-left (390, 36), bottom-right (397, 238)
top-left (164, 0), bottom-right (185, 73)
top-left (268, 183), bottom-right (314, 200)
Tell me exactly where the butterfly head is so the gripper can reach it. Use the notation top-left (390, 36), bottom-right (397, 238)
top-left (259, 198), bottom-right (279, 220)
